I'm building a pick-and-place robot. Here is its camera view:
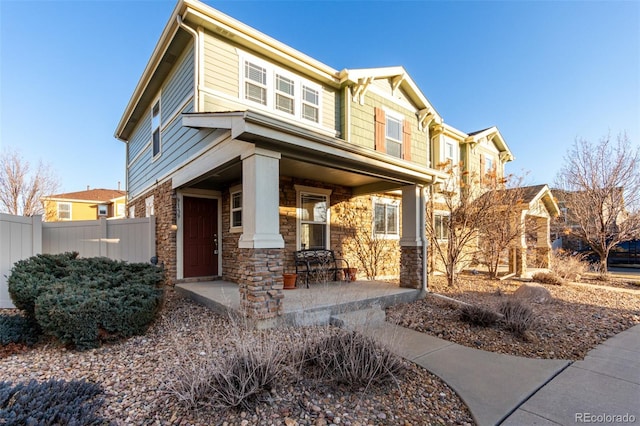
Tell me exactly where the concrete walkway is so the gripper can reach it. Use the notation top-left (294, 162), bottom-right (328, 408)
top-left (502, 324), bottom-right (640, 425)
top-left (360, 323), bottom-right (571, 426)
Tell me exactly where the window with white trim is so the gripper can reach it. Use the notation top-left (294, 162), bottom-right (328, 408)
top-left (296, 186), bottom-right (331, 250)
top-left (385, 115), bottom-right (402, 158)
top-left (240, 53), bottom-right (322, 124)
top-left (434, 213), bottom-right (449, 240)
top-left (302, 85), bottom-right (319, 122)
top-left (230, 187), bottom-right (242, 231)
top-left (444, 140), bottom-right (455, 163)
top-left (245, 61), bottom-right (267, 105)
top-left (485, 156), bottom-right (494, 174)
top-left (152, 100), bottom-right (161, 157)
top-left (98, 204), bottom-right (108, 216)
top-left (58, 202), bottom-right (71, 220)
top-left (117, 204), bottom-right (125, 217)
top-left (145, 195), bottom-right (154, 218)
top-left (129, 205), bottom-right (135, 218)
top-left (373, 198), bottom-right (399, 237)
top-left (275, 74), bottom-right (295, 114)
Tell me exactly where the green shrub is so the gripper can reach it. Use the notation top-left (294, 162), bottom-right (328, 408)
top-left (459, 304), bottom-right (500, 327)
top-left (0, 379), bottom-right (108, 425)
top-left (0, 314), bottom-right (40, 346)
top-left (8, 254), bottom-right (164, 350)
top-left (7, 252), bottom-right (78, 317)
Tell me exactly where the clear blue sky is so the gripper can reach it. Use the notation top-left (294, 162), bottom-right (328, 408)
top-left (1, 0), bottom-right (638, 193)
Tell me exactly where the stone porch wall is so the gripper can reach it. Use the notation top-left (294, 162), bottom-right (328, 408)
top-left (128, 180), bottom-right (177, 284)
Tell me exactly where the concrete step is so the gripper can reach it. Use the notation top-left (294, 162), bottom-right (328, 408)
top-left (330, 306), bottom-right (386, 329)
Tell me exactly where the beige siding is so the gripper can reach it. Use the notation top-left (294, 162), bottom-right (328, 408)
top-left (203, 30), bottom-right (239, 98)
top-left (349, 91), bottom-right (428, 165)
top-left (201, 30), bottom-right (337, 132)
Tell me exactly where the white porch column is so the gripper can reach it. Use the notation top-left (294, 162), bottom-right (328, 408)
top-left (400, 185), bottom-right (424, 247)
top-left (239, 148), bottom-right (285, 249)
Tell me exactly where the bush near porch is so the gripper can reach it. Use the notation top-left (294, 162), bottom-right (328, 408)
top-left (6, 253), bottom-right (164, 350)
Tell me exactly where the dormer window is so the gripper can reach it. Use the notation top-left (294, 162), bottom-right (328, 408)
top-left (240, 52), bottom-right (321, 124)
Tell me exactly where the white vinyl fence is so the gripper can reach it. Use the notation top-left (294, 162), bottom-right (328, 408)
top-left (1, 214), bottom-right (156, 308)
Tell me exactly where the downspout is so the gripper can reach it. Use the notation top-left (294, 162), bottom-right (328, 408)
top-left (420, 184), bottom-right (429, 296)
top-left (176, 15), bottom-right (200, 112)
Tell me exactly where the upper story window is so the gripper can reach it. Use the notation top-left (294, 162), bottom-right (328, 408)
top-left (444, 140), bottom-right (455, 163)
top-left (58, 202), bottom-right (71, 220)
top-left (302, 85), bottom-right (319, 122)
top-left (240, 53), bottom-right (322, 125)
top-left (373, 198), bottom-right (399, 238)
top-left (275, 74), bottom-right (295, 114)
top-left (385, 116), bottom-right (402, 158)
top-left (152, 100), bottom-right (161, 157)
top-left (485, 155), bottom-right (494, 174)
top-left (245, 61), bottom-right (267, 105)
top-left (98, 204), bottom-right (108, 216)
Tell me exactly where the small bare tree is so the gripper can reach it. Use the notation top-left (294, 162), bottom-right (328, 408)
top-left (475, 175), bottom-right (530, 279)
top-left (0, 148), bottom-right (60, 216)
top-left (426, 163), bottom-right (490, 286)
top-left (555, 133), bottom-right (640, 274)
top-left (339, 197), bottom-right (397, 280)
top-left (427, 162), bottom-right (530, 285)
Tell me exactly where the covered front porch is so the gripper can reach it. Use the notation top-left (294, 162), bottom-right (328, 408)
top-left (175, 279), bottom-right (422, 328)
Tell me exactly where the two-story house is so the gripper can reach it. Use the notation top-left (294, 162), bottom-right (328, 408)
top-left (115, 0), bottom-right (526, 319)
top-left (42, 188), bottom-right (126, 222)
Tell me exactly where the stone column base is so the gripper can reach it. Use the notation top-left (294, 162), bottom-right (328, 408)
top-left (400, 246), bottom-right (423, 289)
top-left (238, 248), bottom-right (284, 319)
top-left (535, 247), bottom-right (551, 269)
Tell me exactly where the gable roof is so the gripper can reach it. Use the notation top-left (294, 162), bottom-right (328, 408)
top-left (501, 184), bottom-right (560, 216)
top-left (43, 189), bottom-right (126, 203)
top-left (465, 126), bottom-right (514, 162)
top-left (338, 67), bottom-right (442, 126)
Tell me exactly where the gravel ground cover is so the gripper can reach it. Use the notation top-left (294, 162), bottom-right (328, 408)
top-left (1, 291), bottom-right (473, 425)
top-left (387, 274), bottom-right (640, 360)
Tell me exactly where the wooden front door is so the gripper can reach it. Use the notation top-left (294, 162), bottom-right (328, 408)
top-left (183, 196), bottom-right (218, 278)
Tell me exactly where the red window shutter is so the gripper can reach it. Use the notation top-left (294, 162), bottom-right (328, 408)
top-left (374, 107), bottom-right (386, 152)
top-left (402, 120), bottom-right (411, 161)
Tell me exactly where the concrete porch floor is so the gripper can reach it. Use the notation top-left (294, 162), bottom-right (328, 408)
top-left (175, 279), bottom-right (422, 327)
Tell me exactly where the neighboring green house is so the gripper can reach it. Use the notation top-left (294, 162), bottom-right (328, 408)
top-left (115, 0), bottom-right (524, 319)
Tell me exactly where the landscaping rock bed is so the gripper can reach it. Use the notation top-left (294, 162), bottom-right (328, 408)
top-left (1, 291), bottom-right (473, 425)
top-left (387, 274), bottom-right (640, 360)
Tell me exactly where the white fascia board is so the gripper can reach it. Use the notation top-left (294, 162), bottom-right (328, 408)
top-left (183, 1), bottom-right (339, 86)
top-left (171, 137), bottom-right (252, 188)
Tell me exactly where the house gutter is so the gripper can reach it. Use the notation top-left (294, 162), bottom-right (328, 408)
top-left (176, 14), bottom-right (200, 112)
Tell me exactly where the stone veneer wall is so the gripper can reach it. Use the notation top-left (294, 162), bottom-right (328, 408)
top-left (128, 180), bottom-right (177, 284)
top-left (279, 176), bottom-right (401, 280)
top-left (221, 186), bottom-right (242, 283)
top-left (237, 248), bottom-right (284, 319)
top-left (400, 246), bottom-right (423, 289)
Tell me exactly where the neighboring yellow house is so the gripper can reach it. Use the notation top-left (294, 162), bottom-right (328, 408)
top-left (42, 188), bottom-right (127, 222)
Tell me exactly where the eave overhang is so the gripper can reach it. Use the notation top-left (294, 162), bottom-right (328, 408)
top-left (464, 126), bottom-right (515, 163)
top-left (115, 0), bottom-right (341, 142)
top-left (182, 111), bottom-right (448, 187)
top-left (338, 67), bottom-right (442, 127)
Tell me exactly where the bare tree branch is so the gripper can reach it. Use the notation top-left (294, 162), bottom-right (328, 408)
top-left (0, 148), bottom-right (60, 216)
top-left (554, 133), bottom-right (640, 273)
